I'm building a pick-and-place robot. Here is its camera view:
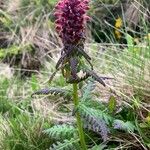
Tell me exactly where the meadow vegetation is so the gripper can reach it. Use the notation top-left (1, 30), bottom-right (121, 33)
top-left (0, 0), bottom-right (150, 149)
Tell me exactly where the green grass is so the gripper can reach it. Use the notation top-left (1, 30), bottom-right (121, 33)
top-left (0, 76), bottom-right (54, 150)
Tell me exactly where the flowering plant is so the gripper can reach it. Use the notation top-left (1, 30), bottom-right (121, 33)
top-left (32, 0), bottom-right (109, 149)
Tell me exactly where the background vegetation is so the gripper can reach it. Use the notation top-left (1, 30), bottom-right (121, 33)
top-left (0, 0), bottom-right (150, 149)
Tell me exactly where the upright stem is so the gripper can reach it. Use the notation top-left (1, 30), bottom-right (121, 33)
top-left (73, 83), bottom-right (87, 150)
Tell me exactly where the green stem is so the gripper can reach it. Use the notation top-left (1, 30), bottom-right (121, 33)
top-left (73, 83), bottom-right (87, 150)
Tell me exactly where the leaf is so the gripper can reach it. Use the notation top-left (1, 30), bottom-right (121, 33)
top-left (90, 144), bottom-right (106, 150)
top-left (31, 87), bottom-right (72, 100)
top-left (85, 70), bottom-right (105, 87)
top-left (31, 74), bottom-right (39, 91)
top-left (81, 80), bottom-right (95, 101)
top-left (108, 96), bottom-right (117, 113)
top-left (125, 121), bottom-right (136, 132)
top-left (126, 33), bottom-right (134, 52)
top-left (43, 124), bottom-right (77, 140)
top-left (78, 104), bottom-right (110, 141)
top-left (49, 138), bottom-right (80, 150)
top-left (113, 119), bottom-right (136, 132)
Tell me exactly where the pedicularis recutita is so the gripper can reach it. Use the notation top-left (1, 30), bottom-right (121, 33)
top-left (32, 0), bottom-right (109, 149)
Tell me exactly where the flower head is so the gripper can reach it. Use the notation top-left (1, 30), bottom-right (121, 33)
top-left (53, 0), bottom-right (106, 85)
top-left (54, 0), bottom-right (90, 44)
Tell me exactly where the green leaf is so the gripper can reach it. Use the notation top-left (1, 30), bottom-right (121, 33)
top-left (81, 80), bottom-right (95, 101)
top-left (50, 138), bottom-right (80, 150)
top-left (125, 121), bottom-right (136, 132)
top-left (31, 74), bottom-right (39, 91)
top-left (108, 96), bottom-right (116, 113)
top-left (126, 33), bottom-right (134, 52)
top-left (90, 144), bottom-right (106, 150)
top-left (113, 119), bottom-right (136, 132)
top-left (43, 124), bottom-right (77, 140)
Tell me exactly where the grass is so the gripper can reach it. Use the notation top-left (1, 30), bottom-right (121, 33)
top-left (0, 0), bottom-right (150, 149)
top-left (0, 74), bottom-right (53, 150)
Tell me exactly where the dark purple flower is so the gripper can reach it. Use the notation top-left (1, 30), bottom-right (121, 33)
top-left (54, 0), bottom-right (90, 44)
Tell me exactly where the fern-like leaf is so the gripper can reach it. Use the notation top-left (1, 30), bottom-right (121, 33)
top-left (49, 138), bottom-right (80, 150)
top-left (78, 104), bottom-right (109, 141)
top-left (81, 80), bottom-right (95, 101)
top-left (31, 87), bottom-right (72, 100)
top-left (79, 102), bottom-right (112, 124)
top-left (43, 124), bottom-right (77, 140)
top-left (113, 119), bottom-right (136, 132)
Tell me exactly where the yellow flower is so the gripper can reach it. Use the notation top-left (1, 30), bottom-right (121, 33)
top-left (114, 17), bottom-right (123, 39)
top-left (115, 30), bottom-right (122, 39)
top-left (115, 17), bottom-right (122, 28)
